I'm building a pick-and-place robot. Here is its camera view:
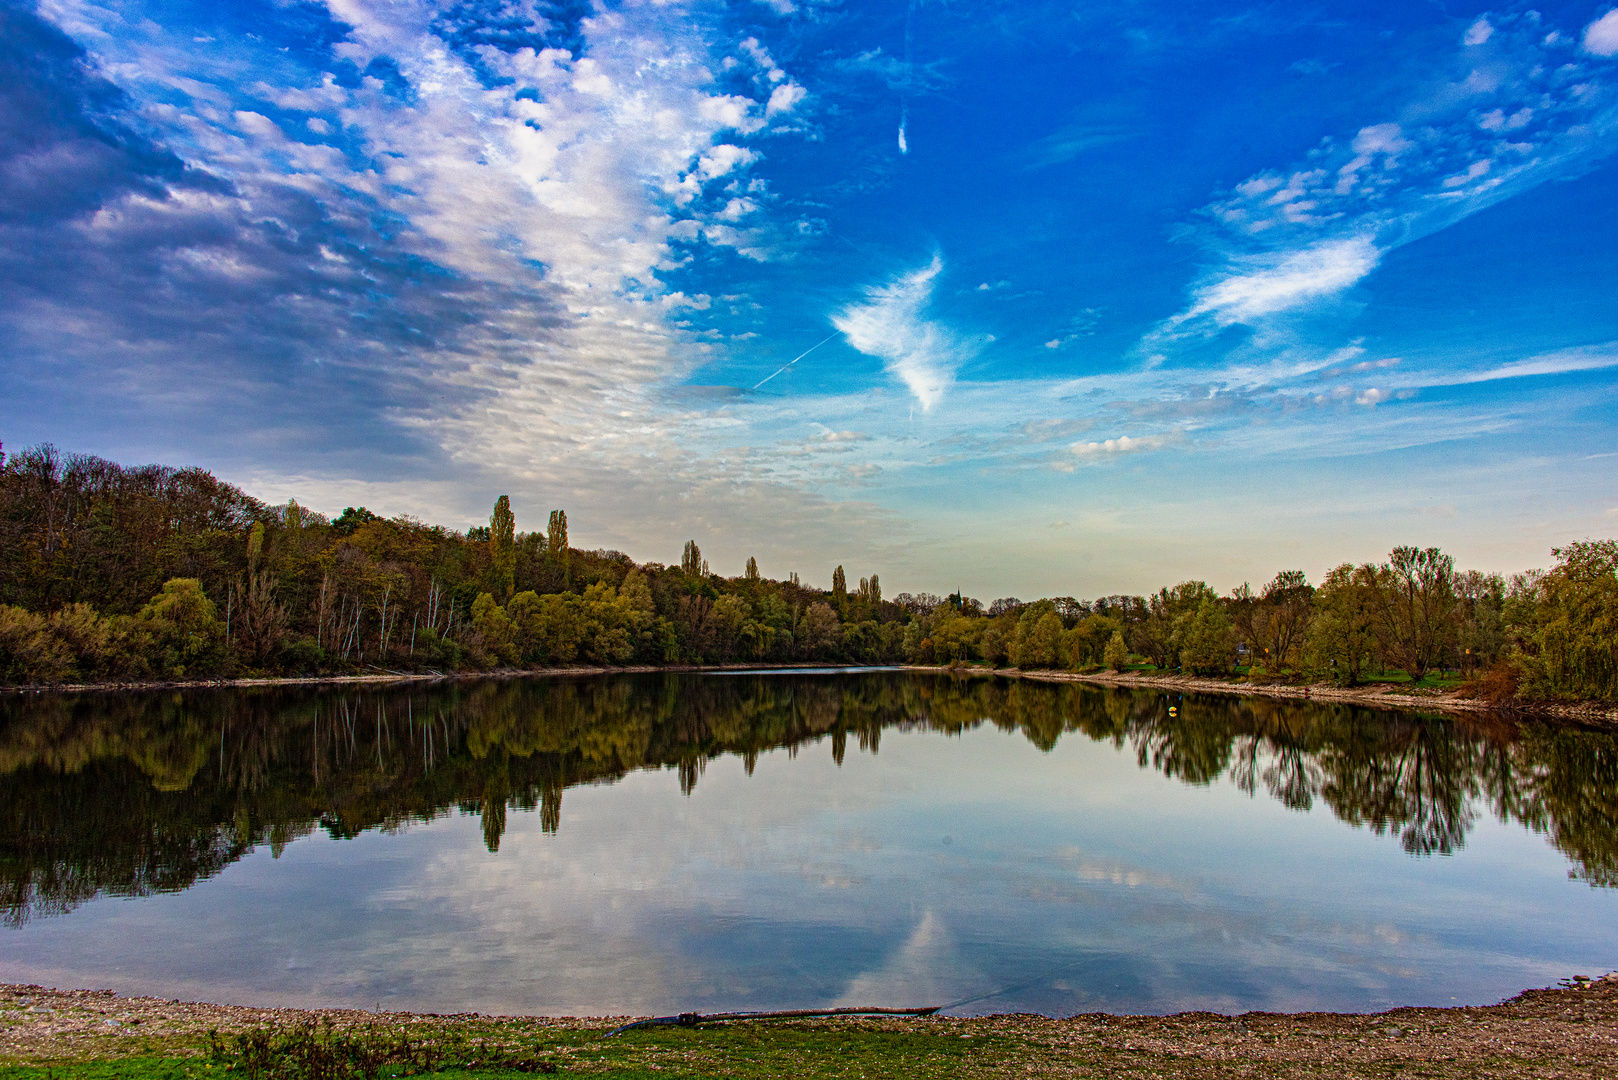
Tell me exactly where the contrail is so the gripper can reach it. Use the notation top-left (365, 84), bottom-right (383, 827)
top-left (752, 333), bottom-right (839, 390)
top-left (898, 0), bottom-right (917, 153)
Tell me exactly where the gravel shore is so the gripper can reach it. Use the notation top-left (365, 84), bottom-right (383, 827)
top-left (1010, 668), bottom-right (1618, 729)
top-left (4, 976), bottom-right (1617, 1077)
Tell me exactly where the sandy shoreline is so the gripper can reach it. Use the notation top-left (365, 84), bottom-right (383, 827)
top-left (1004, 668), bottom-right (1618, 728)
top-left (4, 977), bottom-right (1617, 1076)
top-left (0, 662), bottom-right (894, 697)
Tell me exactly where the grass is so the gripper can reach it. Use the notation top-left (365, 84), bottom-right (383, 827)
top-left (7, 979), bottom-right (1617, 1079)
top-left (1353, 671), bottom-right (1470, 691)
top-left (0, 1022), bottom-right (1013, 1080)
top-left (7, 1001), bottom-right (1618, 1080)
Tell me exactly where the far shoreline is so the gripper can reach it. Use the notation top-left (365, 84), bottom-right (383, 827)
top-left (3, 662), bottom-right (1614, 731)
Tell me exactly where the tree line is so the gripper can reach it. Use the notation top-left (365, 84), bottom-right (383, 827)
top-left (0, 442), bottom-right (1613, 701)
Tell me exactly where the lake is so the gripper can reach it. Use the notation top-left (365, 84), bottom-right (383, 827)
top-left (1, 672), bottom-right (1614, 1017)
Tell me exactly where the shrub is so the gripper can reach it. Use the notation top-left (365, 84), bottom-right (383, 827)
top-left (0, 605), bottom-right (71, 684)
top-left (138, 578), bottom-right (228, 679)
top-left (279, 638), bottom-right (325, 673)
top-left (1461, 657), bottom-right (1522, 704)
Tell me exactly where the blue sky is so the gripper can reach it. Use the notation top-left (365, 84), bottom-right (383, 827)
top-left (2, 0), bottom-right (1617, 597)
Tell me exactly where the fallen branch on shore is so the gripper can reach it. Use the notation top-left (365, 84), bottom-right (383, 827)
top-left (605, 1006), bottom-right (940, 1037)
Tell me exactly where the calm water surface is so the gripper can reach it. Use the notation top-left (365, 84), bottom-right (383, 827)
top-left (1, 672), bottom-right (1615, 1016)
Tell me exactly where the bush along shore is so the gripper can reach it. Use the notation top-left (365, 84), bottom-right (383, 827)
top-left (2, 978), bottom-right (1617, 1079)
top-left (2, 442), bottom-right (1616, 711)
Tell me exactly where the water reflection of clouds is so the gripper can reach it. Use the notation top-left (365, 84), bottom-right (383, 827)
top-left (834, 912), bottom-right (969, 1010)
top-left (374, 726), bottom-right (1607, 1016)
top-left (1, 683), bottom-right (1615, 1018)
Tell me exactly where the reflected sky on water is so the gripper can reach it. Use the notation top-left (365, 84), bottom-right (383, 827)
top-left (1, 673), bottom-right (1614, 1016)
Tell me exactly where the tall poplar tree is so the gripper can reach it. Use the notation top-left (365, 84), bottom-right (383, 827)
top-left (547, 509), bottom-right (568, 555)
top-left (832, 565), bottom-right (847, 605)
top-left (491, 496), bottom-right (516, 601)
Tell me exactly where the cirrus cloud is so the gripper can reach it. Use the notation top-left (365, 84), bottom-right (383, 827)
top-left (832, 255), bottom-right (981, 411)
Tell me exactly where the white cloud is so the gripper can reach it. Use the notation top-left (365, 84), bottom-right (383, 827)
top-left (1070, 434), bottom-right (1167, 459)
top-left (660, 291), bottom-right (712, 311)
top-left (1333, 123), bottom-right (1412, 193)
top-left (1478, 107), bottom-right (1533, 131)
top-left (697, 144), bottom-right (759, 180)
top-left (1182, 236), bottom-right (1381, 326)
top-left (1464, 18), bottom-right (1494, 47)
top-left (1442, 158), bottom-right (1493, 187)
top-left (1585, 10), bottom-right (1618, 56)
top-left (1432, 342), bottom-right (1618, 385)
top-left (832, 256), bottom-right (979, 410)
top-left (766, 82), bottom-right (807, 116)
top-left (738, 35), bottom-right (806, 120)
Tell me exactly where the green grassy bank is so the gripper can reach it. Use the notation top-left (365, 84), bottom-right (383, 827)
top-left (4, 978), bottom-right (1618, 1079)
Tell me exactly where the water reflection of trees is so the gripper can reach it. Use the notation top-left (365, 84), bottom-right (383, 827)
top-left (1, 674), bottom-right (1615, 925)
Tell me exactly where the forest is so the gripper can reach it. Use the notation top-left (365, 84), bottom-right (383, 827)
top-left (0, 442), bottom-right (1614, 702)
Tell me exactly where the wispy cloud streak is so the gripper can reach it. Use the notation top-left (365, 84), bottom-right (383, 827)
top-left (1152, 9), bottom-right (1618, 347)
top-left (832, 256), bottom-right (979, 410)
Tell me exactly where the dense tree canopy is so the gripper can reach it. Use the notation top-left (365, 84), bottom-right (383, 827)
top-left (0, 443), bottom-right (1612, 702)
